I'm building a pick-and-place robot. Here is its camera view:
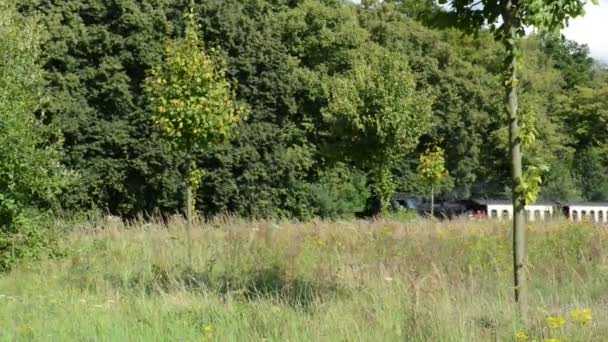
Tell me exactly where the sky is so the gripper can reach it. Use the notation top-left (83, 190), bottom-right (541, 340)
top-left (351, 0), bottom-right (608, 62)
top-left (563, 0), bottom-right (608, 63)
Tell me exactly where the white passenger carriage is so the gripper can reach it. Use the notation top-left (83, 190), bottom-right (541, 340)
top-left (563, 203), bottom-right (608, 223)
top-left (464, 199), bottom-right (555, 221)
top-left (390, 193), bottom-right (608, 222)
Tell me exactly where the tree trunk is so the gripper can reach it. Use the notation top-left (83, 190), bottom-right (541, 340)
top-left (509, 47), bottom-right (527, 319)
top-left (185, 156), bottom-right (193, 267)
top-left (503, 0), bottom-right (527, 320)
top-left (186, 182), bottom-right (193, 224)
top-left (430, 185), bottom-right (434, 218)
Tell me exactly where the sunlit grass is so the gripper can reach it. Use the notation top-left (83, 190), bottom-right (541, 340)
top-left (0, 217), bottom-right (606, 341)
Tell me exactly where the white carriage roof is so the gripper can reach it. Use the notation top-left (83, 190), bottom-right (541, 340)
top-left (564, 202), bottom-right (608, 207)
top-left (469, 199), bottom-right (556, 206)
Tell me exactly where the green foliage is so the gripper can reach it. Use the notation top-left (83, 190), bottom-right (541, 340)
top-left (442, 0), bottom-right (597, 313)
top-left (382, 0), bottom-right (443, 25)
top-left (440, 0), bottom-right (597, 202)
top-left (322, 48), bottom-right (432, 168)
top-left (519, 164), bottom-right (549, 204)
top-left (439, 0), bottom-right (595, 35)
top-left (557, 76), bottom-right (608, 201)
top-left (11, 0), bottom-right (608, 221)
top-left (145, 11), bottom-right (247, 217)
top-left (191, 0), bottom-right (321, 219)
top-left (358, 4), bottom-right (506, 198)
top-left (145, 14), bottom-right (246, 156)
top-left (322, 47), bottom-right (433, 211)
top-left (417, 146), bottom-right (451, 214)
top-left (539, 157), bottom-right (582, 202)
top-left (541, 33), bottom-right (594, 89)
top-left (18, 0), bottom-right (185, 217)
top-left (418, 147), bottom-right (449, 190)
top-left (559, 80), bottom-right (608, 148)
top-left (305, 165), bottom-right (370, 220)
top-left (0, 1), bottom-right (70, 270)
top-left (575, 147), bottom-right (608, 201)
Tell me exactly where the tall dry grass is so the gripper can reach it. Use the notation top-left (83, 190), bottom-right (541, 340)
top-left (0, 217), bottom-right (606, 341)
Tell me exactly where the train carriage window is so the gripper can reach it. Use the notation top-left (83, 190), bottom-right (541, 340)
top-left (502, 210), bottom-right (509, 218)
top-left (599, 211), bottom-right (604, 222)
top-left (582, 210), bottom-right (587, 220)
top-left (534, 210), bottom-right (541, 220)
top-left (572, 210), bottom-right (578, 221)
top-left (491, 210), bottom-right (498, 218)
top-left (544, 210), bottom-right (551, 220)
top-left (590, 210), bottom-right (596, 222)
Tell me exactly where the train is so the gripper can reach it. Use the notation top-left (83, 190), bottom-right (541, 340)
top-left (392, 193), bottom-right (608, 223)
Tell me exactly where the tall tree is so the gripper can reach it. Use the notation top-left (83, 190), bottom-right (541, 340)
top-left (145, 12), bottom-right (246, 243)
top-left (558, 77), bottom-right (608, 201)
top-left (322, 47), bottom-right (433, 213)
top-left (357, 2), bottom-right (507, 199)
top-left (439, 0), bottom-right (597, 317)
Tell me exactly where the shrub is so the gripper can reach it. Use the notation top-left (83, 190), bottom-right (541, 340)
top-left (307, 165), bottom-right (370, 220)
top-left (0, 0), bottom-right (71, 271)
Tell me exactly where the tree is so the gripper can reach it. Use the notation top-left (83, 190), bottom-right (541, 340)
top-left (0, 0), bottom-right (70, 271)
top-left (19, 0), bottom-right (186, 217)
top-left (18, 0), bottom-right (600, 222)
top-left (439, 0), bottom-right (597, 317)
top-left (195, 0), bottom-right (348, 220)
top-left (576, 147), bottom-right (608, 201)
top-left (144, 12), bottom-right (246, 232)
top-left (541, 33), bottom-right (594, 89)
top-left (356, 2), bottom-right (506, 199)
top-left (322, 47), bottom-right (433, 213)
top-left (558, 76), bottom-right (608, 201)
top-left (418, 147), bottom-right (449, 216)
top-left (382, 0), bottom-right (443, 25)
top-left (559, 81), bottom-right (608, 148)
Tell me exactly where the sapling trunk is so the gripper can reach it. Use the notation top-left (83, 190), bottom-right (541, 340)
top-left (185, 156), bottom-right (193, 267)
top-left (503, 0), bottom-right (528, 320)
top-left (430, 185), bottom-right (434, 218)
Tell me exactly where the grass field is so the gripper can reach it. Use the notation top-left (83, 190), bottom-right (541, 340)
top-left (0, 217), bottom-right (606, 341)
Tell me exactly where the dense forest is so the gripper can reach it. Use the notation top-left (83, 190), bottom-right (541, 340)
top-left (2, 0), bottom-right (608, 227)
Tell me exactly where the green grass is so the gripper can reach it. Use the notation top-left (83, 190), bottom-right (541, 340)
top-left (0, 217), bottom-right (607, 341)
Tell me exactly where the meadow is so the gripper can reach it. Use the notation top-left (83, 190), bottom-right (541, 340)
top-left (0, 217), bottom-right (606, 341)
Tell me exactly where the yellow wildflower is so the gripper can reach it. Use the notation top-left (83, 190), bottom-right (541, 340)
top-left (515, 331), bottom-right (529, 342)
top-left (545, 316), bottom-right (566, 330)
top-left (569, 308), bottom-right (592, 325)
top-left (204, 325), bottom-right (213, 333)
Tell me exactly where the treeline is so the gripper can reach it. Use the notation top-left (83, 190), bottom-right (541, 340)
top-left (3, 0), bottom-right (608, 225)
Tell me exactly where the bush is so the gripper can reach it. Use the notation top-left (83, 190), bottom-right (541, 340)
top-left (306, 165), bottom-right (370, 220)
top-left (0, 0), bottom-right (70, 271)
top-left (0, 210), bottom-right (57, 272)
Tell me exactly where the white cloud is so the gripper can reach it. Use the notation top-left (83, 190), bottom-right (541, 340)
top-left (563, 0), bottom-right (608, 62)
